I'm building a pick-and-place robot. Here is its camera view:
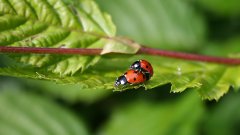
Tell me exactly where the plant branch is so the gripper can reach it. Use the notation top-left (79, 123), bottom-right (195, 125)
top-left (0, 46), bottom-right (102, 55)
top-left (139, 46), bottom-right (240, 65)
top-left (0, 46), bottom-right (240, 65)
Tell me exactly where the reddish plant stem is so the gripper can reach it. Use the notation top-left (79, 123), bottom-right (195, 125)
top-left (138, 46), bottom-right (240, 65)
top-left (0, 46), bottom-right (102, 55)
top-left (0, 46), bottom-right (240, 65)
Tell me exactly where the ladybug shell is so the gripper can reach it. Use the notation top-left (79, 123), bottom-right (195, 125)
top-left (130, 59), bottom-right (153, 78)
top-left (115, 69), bottom-right (147, 87)
top-left (124, 69), bottom-right (146, 84)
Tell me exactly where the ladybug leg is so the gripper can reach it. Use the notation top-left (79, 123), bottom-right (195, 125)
top-left (113, 83), bottom-right (129, 92)
top-left (113, 86), bottom-right (120, 91)
top-left (119, 85), bottom-right (127, 92)
top-left (113, 85), bottom-right (123, 92)
top-left (139, 83), bottom-right (146, 89)
top-left (113, 87), bottom-right (123, 92)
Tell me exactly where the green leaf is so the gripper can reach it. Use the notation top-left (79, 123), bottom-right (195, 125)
top-left (96, 0), bottom-right (206, 50)
top-left (0, 0), bottom-right (118, 75)
top-left (1, 55), bottom-right (240, 101)
top-left (24, 79), bottom-right (112, 103)
top-left (98, 92), bottom-right (204, 135)
top-left (101, 37), bottom-right (141, 54)
top-left (0, 0), bottom-right (239, 101)
top-left (203, 92), bottom-right (240, 135)
top-left (197, 64), bottom-right (240, 100)
top-left (0, 89), bottom-right (88, 135)
top-left (201, 37), bottom-right (240, 56)
top-left (198, 0), bottom-right (240, 16)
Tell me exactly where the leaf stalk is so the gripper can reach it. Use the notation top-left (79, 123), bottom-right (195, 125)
top-left (0, 46), bottom-right (240, 65)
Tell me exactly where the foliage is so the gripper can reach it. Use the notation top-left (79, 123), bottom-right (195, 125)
top-left (203, 92), bottom-right (240, 135)
top-left (0, 0), bottom-right (240, 134)
top-left (0, 0), bottom-right (239, 101)
top-left (96, 0), bottom-right (206, 50)
top-left (198, 0), bottom-right (240, 16)
top-left (99, 92), bottom-right (204, 135)
top-left (0, 89), bottom-right (88, 135)
top-left (0, 0), bottom-right (116, 75)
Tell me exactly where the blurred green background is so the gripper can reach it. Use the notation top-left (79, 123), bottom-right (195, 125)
top-left (1, 0), bottom-right (240, 134)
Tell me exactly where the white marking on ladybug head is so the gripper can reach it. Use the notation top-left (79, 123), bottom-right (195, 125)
top-left (120, 79), bottom-right (125, 85)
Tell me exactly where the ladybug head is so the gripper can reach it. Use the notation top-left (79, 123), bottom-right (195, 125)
top-left (130, 60), bottom-right (141, 70)
top-left (115, 75), bottom-right (128, 87)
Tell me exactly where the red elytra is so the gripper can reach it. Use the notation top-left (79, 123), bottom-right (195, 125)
top-left (130, 59), bottom-right (153, 80)
top-left (115, 69), bottom-right (146, 87)
top-left (124, 69), bottom-right (146, 84)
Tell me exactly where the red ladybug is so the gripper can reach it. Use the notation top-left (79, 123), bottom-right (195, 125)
top-left (130, 59), bottom-right (153, 80)
top-left (115, 69), bottom-right (146, 87)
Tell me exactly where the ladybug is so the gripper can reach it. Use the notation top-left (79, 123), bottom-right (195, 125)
top-left (115, 69), bottom-right (146, 87)
top-left (130, 59), bottom-right (153, 80)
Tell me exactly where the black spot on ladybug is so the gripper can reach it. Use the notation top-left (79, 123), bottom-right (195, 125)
top-left (146, 65), bottom-right (149, 68)
top-left (143, 75), bottom-right (146, 79)
top-left (134, 78), bottom-right (136, 81)
top-left (134, 71), bottom-right (138, 73)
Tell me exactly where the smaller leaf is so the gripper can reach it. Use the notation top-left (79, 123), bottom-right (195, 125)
top-left (101, 37), bottom-right (141, 54)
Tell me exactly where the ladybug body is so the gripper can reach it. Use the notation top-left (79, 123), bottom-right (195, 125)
top-left (130, 59), bottom-right (153, 80)
top-left (115, 69), bottom-right (146, 87)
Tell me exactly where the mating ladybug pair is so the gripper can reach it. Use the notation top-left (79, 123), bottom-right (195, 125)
top-left (115, 60), bottom-right (153, 87)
